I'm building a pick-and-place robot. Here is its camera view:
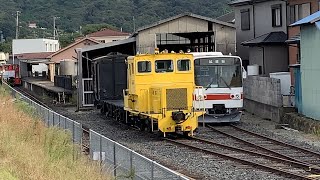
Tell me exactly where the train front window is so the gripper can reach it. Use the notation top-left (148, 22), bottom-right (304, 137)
top-left (138, 61), bottom-right (151, 73)
top-left (155, 60), bottom-right (173, 73)
top-left (178, 59), bottom-right (191, 71)
top-left (194, 57), bottom-right (242, 88)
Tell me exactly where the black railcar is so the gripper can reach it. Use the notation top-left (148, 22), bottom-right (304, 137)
top-left (92, 53), bottom-right (128, 121)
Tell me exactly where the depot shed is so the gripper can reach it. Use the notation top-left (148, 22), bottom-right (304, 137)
top-left (134, 13), bottom-right (236, 55)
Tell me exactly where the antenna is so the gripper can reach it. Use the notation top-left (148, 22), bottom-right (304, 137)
top-left (53, 16), bottom-right (60, 40)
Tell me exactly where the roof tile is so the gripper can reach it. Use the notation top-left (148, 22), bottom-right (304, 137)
top-left (87, 28), bottom-right (130, 37)
top-left (16, 52), bottom-right (53, 60)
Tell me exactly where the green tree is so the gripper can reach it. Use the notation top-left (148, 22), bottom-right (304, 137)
top-left (0, 0), bottom-right (232, 41)
top-left (81, 23), bottom-right (117, 35)
top-left (0, 42), bottom-right (12, 53)
top-left (59, 32), bottom-right (82, 48)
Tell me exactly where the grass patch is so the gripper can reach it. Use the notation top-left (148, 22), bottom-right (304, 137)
top-left (0, 85), bottom-right (111, 180)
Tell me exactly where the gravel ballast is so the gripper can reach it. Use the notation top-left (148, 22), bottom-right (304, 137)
top-left (48, 105), bottom-right (319, 180)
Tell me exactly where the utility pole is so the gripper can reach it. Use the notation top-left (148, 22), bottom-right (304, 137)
top-left (133, 16), bottom-right (136, 32)
top-left (15, 11), bottom-right (21, 39)
top-left (53, 16), bottom-right (59, 40)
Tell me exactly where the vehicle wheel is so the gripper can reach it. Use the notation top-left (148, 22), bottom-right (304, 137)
top-left (146, 119), bottom-right (153, 133)
top-left (183, 131), bottom-right (190, 137)
top-left (139, 119), bottom-right (146, 131)
top-left (100, 105), bottom-right (105, 115)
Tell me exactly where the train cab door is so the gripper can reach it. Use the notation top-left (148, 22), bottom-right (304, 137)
top-left (127, 61), bottom-right (135, 94)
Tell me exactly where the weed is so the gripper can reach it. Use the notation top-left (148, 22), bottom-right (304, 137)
top-left (0, 87), bottom-right (112, 180)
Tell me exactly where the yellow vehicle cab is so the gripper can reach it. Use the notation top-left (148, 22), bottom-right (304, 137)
top-left (124, 50), bottom-right (205, 136)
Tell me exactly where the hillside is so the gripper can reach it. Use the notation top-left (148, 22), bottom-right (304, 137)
top-left (0, 0), bottom-right (231, 40)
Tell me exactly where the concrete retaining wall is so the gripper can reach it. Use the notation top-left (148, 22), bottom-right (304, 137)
top-left (243, 76), bottom-right (283, 122)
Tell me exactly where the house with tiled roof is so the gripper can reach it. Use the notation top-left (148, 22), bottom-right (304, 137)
top-left (86, 28), bottom-right (130, 43)
top-left (12, 52), bottom-right (53, 78)
top-left (48, 37), bottom-right (101, 82)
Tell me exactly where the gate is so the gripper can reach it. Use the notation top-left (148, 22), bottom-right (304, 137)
top-left (82, 78), bottom-right (94, 107)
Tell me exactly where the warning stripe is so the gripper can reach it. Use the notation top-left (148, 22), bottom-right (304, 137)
top-left (193, 94), bottom-right (244, 100)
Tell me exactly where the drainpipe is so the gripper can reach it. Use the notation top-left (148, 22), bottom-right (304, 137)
top-left (262, 46), bottom-right (265, 75)
top-left (252, 4), bottom-right (256, 38)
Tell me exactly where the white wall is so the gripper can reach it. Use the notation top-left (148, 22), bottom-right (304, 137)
top-left (32, 63), bottom-right (48, 76)
top-left (91, 36), bottom-right (129, 43)
top-left (12, 39), bottom-right (60, 54)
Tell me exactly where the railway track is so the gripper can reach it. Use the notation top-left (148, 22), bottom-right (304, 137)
top-left (207, 125), bottom-right (320, 167)
top-left (12, 85), bottom-right (51, 110)
top-left (8, 84), bottom-right (320, 179)
top-left (165, 135), bottom-right (320, 179)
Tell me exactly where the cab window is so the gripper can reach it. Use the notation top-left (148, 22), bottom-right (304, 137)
top-left (155, 60), bottom-right (173, 73)
top-left (138, 61), bottom-right (151, 73)
top-left (178, 59), bottom-right (191, 71)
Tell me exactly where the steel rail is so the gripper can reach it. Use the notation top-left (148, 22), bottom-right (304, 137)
top-left (207, 125), bottom-right (319, 166)
top-left (165, 138), bottom-right (315, 180)
top-left (230, 125), bottom-right (320, 158)
top-left (13, 86), bottom-right (51, 110)
top-left (191, 136), bottom-right (320, 173)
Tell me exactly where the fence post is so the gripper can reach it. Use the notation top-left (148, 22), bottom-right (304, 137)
top-left (72, 121), bottom-right (75, 160)
top-left (47, 109), bottom-right (50, 127)
top-left (151, 161), bottom-right (154, 180)
top-left (52, 113), bottom-right (55, 126)
top-left (100, 135), bottom-right (102, 168)
top-left (130, 151), bottom-right (133, 175)
top-left (58, 115), bottom-right (61, 127)
top-left (113, 142), bottom-right (116, 177)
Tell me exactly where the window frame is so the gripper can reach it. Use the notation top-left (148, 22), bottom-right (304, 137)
top-left (155, 59), bottom-right (174, 73)
top-left (240, 9), bottom-right (250, 31)
top-left (287, 3), bottom-right (311, 25)
top-left (137, 60), bottom-right (152, 73)
top-left (177, 59), bottom-right (191, 72)
top-left (272, 4), bottom-right (282, 27)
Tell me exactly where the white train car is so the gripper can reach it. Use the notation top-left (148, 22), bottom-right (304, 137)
top-left (191, 52), bottom-right (246, 123)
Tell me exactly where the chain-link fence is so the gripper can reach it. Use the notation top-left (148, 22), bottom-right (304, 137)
top-left (2, 82), bottom-right (188, 180)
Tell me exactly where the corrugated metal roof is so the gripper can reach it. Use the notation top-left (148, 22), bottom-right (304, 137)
top-left (241, 31), bottom-right (287, 46)
top-left (228, 0), bottom-right (252, 5)
top-left (291, 11), bottom-right (320, 26)
top-left (81, 37), bottom-right (136, 52)
top-left (229, 0), bottom-right (271, 6)
top-left (136, 12), bottom-right (235, 32)
top-left (216, 12), bottom-right (235, 24)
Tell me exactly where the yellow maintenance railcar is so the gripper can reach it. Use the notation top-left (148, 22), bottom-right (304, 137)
top-left (123, 51), bottom-right (205, 136)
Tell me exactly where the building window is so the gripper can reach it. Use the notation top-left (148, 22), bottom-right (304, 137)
top-left (137, 61), bottom-right (151, 73)
top-left (156, 33), bottom-right (190, 45)
top-left (272, 4), bottom-right (282, 27)
top-left (241, 9), bottom-right (250, 30)
top-left (288, 3), bottom-right (311, 24)
top-left (99, 40), bottom-right (105, 43)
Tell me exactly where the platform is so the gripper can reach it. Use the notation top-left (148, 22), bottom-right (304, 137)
top-left (22, 77), bottom-right (72, 94)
